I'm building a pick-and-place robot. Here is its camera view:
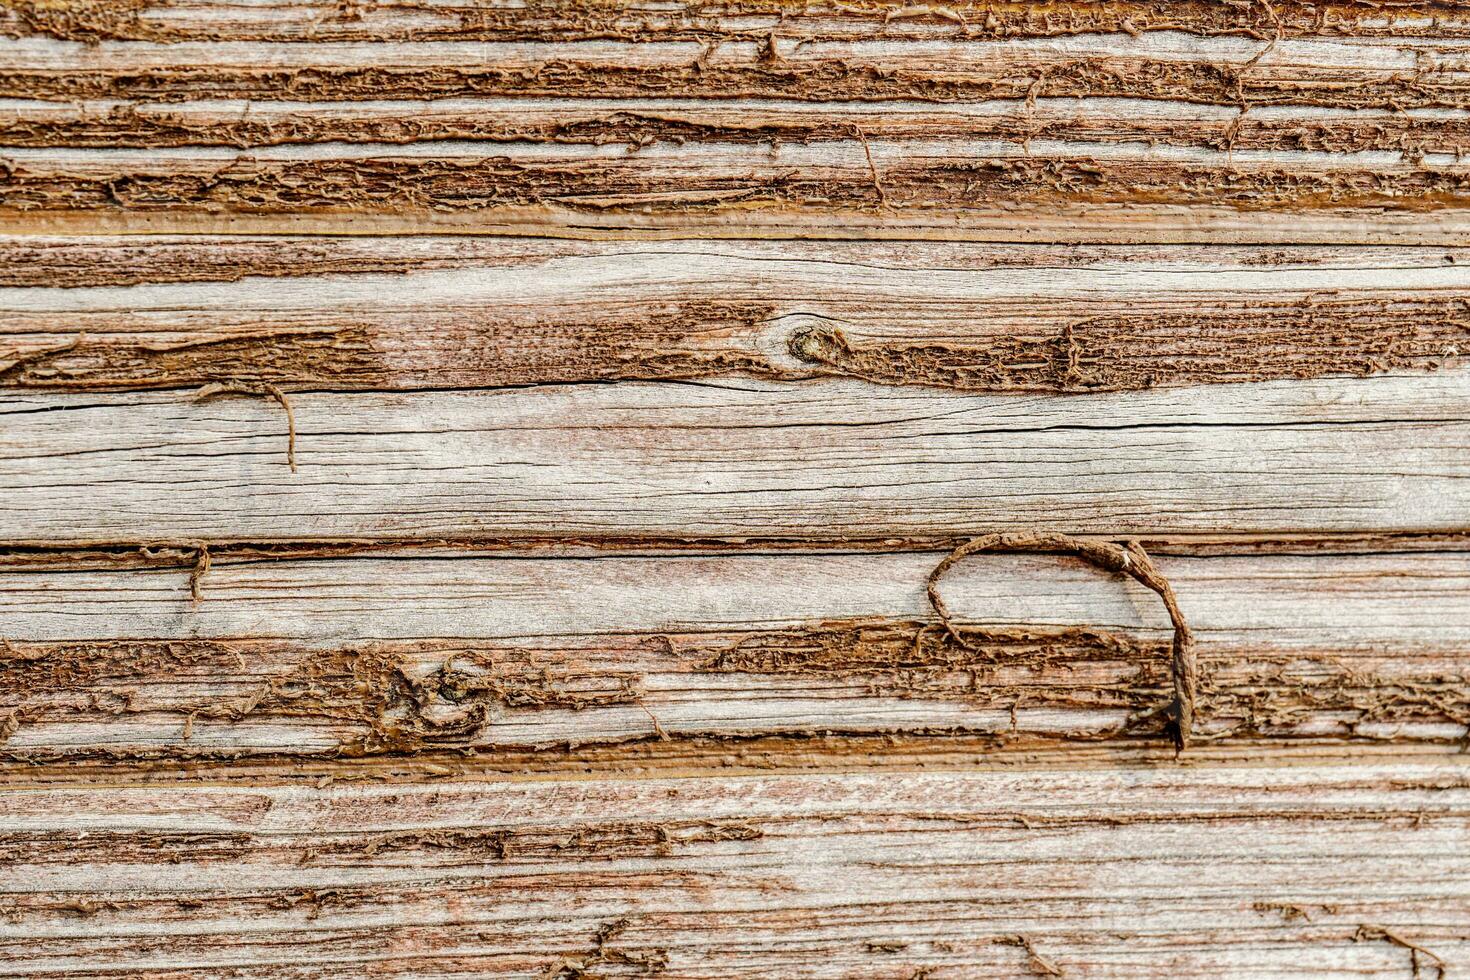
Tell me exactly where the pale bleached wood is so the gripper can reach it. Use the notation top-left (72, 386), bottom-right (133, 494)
top-left (9, 547), bottom-right (1469, 644)
top-left (1, 765), bottom-right (1468, 977)
top-left (1, 237), bottom-right (1466, 391)
top-left (8, 234), bottom-right (1470, 287)
top-left (3, 547), bottom-right (1466, 757)
top-left (2, 374), bottom-right (1469, 542)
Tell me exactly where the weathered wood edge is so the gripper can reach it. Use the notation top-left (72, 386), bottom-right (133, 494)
top-left (4, 374), bottom-right (1468, 541)
top-left (2, 764), bottom-right (1468, 977)
top-left (4, 544), bottom-right (1466, 769)
top-left (3, 238), bottom-right (1466, 393)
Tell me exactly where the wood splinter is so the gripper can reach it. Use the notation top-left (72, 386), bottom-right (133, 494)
top-left (926, 531), bottom-right (1198, 752)
top-left (193, 380), bottom-right (297, 471)
top-left (998, 934), bottom-right (1067, 977)
top-left (1353, 925), bottom-right (1447, 979)
top-left (188, 542), bottom-right (210, 604)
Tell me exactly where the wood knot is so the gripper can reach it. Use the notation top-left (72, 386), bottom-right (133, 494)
top-left (787, 324), bottom-right (852, 365)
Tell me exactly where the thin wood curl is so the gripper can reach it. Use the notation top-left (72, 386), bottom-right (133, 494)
top-left (926, 532), bottom-right (1197, 752)
top-left (194, 380), bottom-right (297, 471)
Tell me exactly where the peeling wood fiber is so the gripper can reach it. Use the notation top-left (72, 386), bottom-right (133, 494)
top-left (10, 1), bottom-right (1470, 44)
top-left (2, 545), bottom-right (1467, 763)
top-left (1, 238), bottom-right (1467, 392)
top-left (10, 5), bottom-right (1470, 239)
top-left (5, 3), bottom-right (1470, 976)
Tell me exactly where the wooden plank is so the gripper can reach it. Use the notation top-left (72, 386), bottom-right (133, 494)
top-left (2, 238), bottom-right (1467, 392)
top-left (6, 25), bottom-right (1462, 108)
top-left (3, 546), bottom-right (1467, 760)
top-left (2, 373), bottom-right (1469, 542)
top-left (7, 9), bottom-right (1470, 240)
top-left (2, 765), bottom-right (1468, 977)
top-left (10, 96), bottom-right (1470, 161)
top-left (4, 7), bottom-right (1468, 974)
top-left (9, 0), bottom-right (1470, 44)
top-left (11, 142), bottom-right (1470, 244)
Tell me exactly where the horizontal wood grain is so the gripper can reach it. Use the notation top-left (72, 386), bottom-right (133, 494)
top-left (3, 373), bottom-right (1469, 541)
top-left (6, 25), bottom-right (1463, 106)
top-left (2, 765), bottom-right (1468, 977)
top-left (8, 15), bottom-right (1470, 239)
top-left (9, 0), bottom-right (1470, 44)
top-left (3, 546), bottom-right (1466, 761)
top-left (7, 3), bottom-right (1469, 975)
top-left (11, 136), bottom-right (1470, 243)
top-left (2, 238), bottom-right (1467, 392)
top-left (8, 97), bottom-right (1470, 160)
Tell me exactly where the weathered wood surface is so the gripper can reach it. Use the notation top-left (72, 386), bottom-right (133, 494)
top-left (3, 544), bottom-right (1469, 762)
top-left (4, 766), bottom-right (1469, 977)
top-left (3, 372), bottom-right (1469, 541)
top-left (8, 1), bottom-right (1470, 239)
top-left (2, 238), bottom-right (1467, 391)
top-left (11, 0), bottom-right (1470, 42)
top-left (5, 3), bottom-right (1470, 976)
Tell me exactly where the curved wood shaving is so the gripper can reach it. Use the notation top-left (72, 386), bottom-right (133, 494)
top-left (927, 531), bottom-right (1197, 751)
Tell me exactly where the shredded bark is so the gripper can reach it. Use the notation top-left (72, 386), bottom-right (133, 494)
top-left (0, 303), bottom-right (781, 390)
top-left (5, 47), bottom-right (1470, 111)
top-left (6, 624), bottom-right (1465, 769)
top-left (9, 155), bottom-right (1470, 218)
top-left (8, 105), bottom-right (1470, 159)
top-left (787, 308), bottom-right (1468, 392)
top-left (1, 327), bottom-right (383, 389)
top-left (5, 295), bottom-right (1464, 393)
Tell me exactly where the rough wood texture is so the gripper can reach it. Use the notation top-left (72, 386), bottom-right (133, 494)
top-left (11, 0), bottom-right (1470, 42)
top-left (3, 544), bottom-right (1468, 763)
top-left (8, 2), bottom-right (1470, 239)
top-left (3, 372), bottom-right (1468, 541)
top-left (4, 766), bottom-right (1470, 977)
top-left (2, 238), bottom-right (1467, 392)
top-left (5, 3), bottom-right (1470, 976)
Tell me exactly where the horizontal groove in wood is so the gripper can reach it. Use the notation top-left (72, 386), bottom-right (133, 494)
top-left (7, 25), bottom-right (1470, 239)
top-left (3, 373), bottom-right (1469, 541)
top-left (3, 98), bottom-right (1468, 156)
top-left (3, 547), bottom-right (1466, 761)
top-left (5, 734), bottom-right (1469, 791)
top-left (2, 238), bottom-right (1467, 393)
top-left (6, 734), bottom-right (1467, 788)
top-left (6, 148), bottom-right (1470, 244)
top-left (8, 1), bottom-right (1470, 44)
top-left (2, 765), bottom-right (1467, 977)
top-left (6, 530), bottom-right (1469, 571)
